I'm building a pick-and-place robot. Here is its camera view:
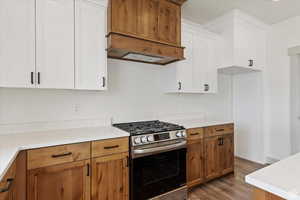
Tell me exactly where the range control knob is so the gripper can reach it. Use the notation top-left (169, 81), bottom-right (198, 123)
top-left (147, 135), bottom-right (154, 142)
top-left (141, 136), bottom-right (148, 143)
top-left (181, 131), bottom-right (186, 137)
top-left (176, 131), bottom-right (182, 138)
top-left (134, 137), bottom-right (142, 144)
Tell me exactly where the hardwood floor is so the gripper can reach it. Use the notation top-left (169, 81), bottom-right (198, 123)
top-left (188, 157), bottom-right (266, 200)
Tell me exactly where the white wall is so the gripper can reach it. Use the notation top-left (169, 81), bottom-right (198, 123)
top-left (233, 72), bottom-right (265, 163)
top-left (265, 16), bottom-right (300, 160)
top-left (0, 59), bottom-right (233, 134)
top-left (290, 55), bottom-right (300, 154)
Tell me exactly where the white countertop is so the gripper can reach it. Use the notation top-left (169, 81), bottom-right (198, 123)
top-left (0, 119), bottom-right (233, 181)
top-left (246, 152), bottom-right (300, 200)
top-left (0, 126), bottom-right (129, 180)
top-left (169, 119), bottom-right (234, 129)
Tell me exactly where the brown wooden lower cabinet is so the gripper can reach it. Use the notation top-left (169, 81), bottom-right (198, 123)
top-left (187, 124), bottom-right (234, 188)
top-left (0, 151), bottom-right (26, 200)
top-left (204, 136), bottom-right (221, 180)
top-left (27, 159), bottom-right (91, 200)
top-left (187, 140), bottom-right (205, 187)
top-left (91, 152), bottom-right (129, 200)
top-left (204, 134), bottom-right (234, 181)
top-left (219, 134), bottom-right (234, 175)
top-left (253, 188), bottom-right (285, 200)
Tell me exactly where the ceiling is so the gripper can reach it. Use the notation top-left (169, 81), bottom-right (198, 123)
top-left (182, 0), bottom-right (300, 25)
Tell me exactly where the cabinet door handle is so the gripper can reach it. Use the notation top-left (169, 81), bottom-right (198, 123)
top-left (31, 72), bottom-right (34, 84)
top-left (190, 133), bottom-right (199, 136)
top-left (37, 72), bottom-right (41, 85)
top-left (204, 84), bottom-right (209, 92)
top-left (178, 82), bottom-right (182, 90)
top-left (218, 138), bottom-right (222, 146)
top-left (249, 59), bottom-right (254, 67)
top-left (87, 163), bottom-right (90, 176)
top-left (0, 178), bottom-right (14, 193)
top-left (102, 77), bottom-right (106, 88)
top-left (126, 156), bottom-right (129, 167)
top-left (104, 145), bottom-right (119, 150)
top-left (221, 138), bottom-right (224, 145)
top-left (51, 152), bottom-right (72, 158)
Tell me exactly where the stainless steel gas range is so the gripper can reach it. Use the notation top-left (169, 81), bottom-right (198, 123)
top-left (113, 120), bottom-right (187, 200)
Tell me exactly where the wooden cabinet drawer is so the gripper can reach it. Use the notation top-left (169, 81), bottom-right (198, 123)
top-left (92, 137), bottom-right (129, 158)
top-left (204, 124), bottom-right (234, 138)
top-left (27, 142), bottom-right (90, 170)
top-left (187, 128), bottom-right (204, 141)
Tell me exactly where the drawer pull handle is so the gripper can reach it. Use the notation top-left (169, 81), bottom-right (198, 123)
top-left (216, 129), bottom-right (225, 132)
top-left (104, 145), bottom-right (119, 149)
top-left (0, 178), bottom-right (14, 193)
top-left (190, 133), bottom-right (199, 136)
top-left (51, 152), bottom-right (72, 158)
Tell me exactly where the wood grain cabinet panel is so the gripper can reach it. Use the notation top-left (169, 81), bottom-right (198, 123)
top-left (0, 159), bottom-right (16, 200)
top-left (92, 137), bottom-right (129, 158)
top-left (0, 151), bottom-right (26, 200)
top-left (204, 123), bottom-right (234, 137)
top-left (253, 188), bottom-right (285, 200)
top-left (204, 136), bottom-right (221, 180)
top-left (110, 0), bottom-right (138, 35)
top-left (91, 153), bottom-right (129, 200)
top-left (187, 128), bottom-right (204, 141)
top-left (219, 134), bottom-right (234, 175)
top-left (157, 0), bottom-right (181, 45)
top-left (137, 0), bottom-right (159, 41)
top-left (27, 142), bottom-right (90, 170)
top-left (28, 160), bottom-right (91, 200)
top-left (187, 140), bottom-right (205, 187)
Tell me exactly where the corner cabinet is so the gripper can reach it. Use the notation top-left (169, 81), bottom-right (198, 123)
top-left (161, 21), bottom-right (220, 93)
top-left (0, 0), bottom-right (108, 90)
top-left (0, 151), bottom-right (26, 200)
top-left (205, 10), bottom-right (267, 74)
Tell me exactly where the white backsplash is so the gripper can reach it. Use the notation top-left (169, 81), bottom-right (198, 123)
top-left (0, 59), bottom-right (233, 135)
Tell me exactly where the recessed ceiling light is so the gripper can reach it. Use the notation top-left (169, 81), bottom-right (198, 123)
top-left (272, 0), bottom-right (280, 2)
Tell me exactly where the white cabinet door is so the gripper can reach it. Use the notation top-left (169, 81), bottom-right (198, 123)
top-left (193, 35), bottom-right (218, 93)
top-left (177, 28), bottom-right (194, 92)
top-left (234, 22), bottom-right (254, 68)
top-left (75, 0), bottom-right (107, 90)
top-left (201, 38), bottom-right (218, 93)
top-left (193, 35), bottom-right (209, 92)
top-left (234, 21), bottom-right (263, 70)
top-left (0, 0), bottom-right (35, 88)
top-left (252, 26), bottom-right (266, 70)
top-left (36, 0), bottom-right (75, 89)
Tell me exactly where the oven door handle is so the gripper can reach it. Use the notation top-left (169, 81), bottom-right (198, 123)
top-left (133, 141), bottom-right (187, 155)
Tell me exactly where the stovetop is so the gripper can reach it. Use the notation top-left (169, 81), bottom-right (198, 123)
top-left (113, 120), bottom-right (185, 136)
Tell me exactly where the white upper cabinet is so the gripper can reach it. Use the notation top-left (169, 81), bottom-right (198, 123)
top-left (0, 0), bottom-right (35, 88)
top-left (75, 0), bottom-right (107, 90)
top-left (162, 21), bottom-right (219, 93)
top-left (36, 0), bottom-right (75, 89)
top-left (0, 0), bottom-right (107, 90)
top-left (205, 10), bottom-right (268, 74)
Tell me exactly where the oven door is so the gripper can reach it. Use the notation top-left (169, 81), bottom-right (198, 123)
top-left (131, 143), bottom-right (186, 200)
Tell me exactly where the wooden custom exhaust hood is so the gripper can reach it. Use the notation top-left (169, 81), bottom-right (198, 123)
top-left (107, 0), bottom-right (187, 65)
